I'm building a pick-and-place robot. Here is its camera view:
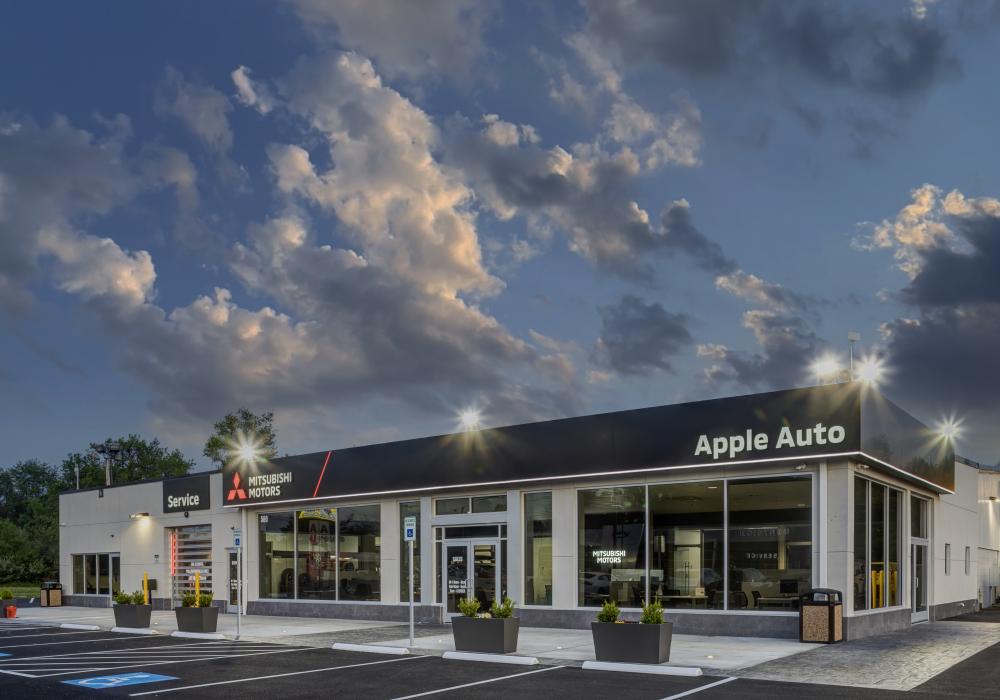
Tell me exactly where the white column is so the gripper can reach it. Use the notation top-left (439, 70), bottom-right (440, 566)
top-left (381, 500), bottom-right (400, 603)
top-left (551, 487), bottom-right (576, 609)
top-left (506, 489), bottom-right (521, 603)
top-left (419, 496), bottom-right (434, 605)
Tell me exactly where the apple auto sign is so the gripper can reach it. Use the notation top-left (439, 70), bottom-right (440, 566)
top-left (694, 423), bottom-right (846, 461)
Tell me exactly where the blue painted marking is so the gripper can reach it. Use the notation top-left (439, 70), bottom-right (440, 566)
top-left (0, 652), bottom-right (11, 657)
top-left (62, 672), bottom-right (177, 689)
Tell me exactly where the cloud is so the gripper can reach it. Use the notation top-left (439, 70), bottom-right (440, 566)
top-left (592, 295), bottom-right (693, 375)
top-left (579, 0), bottom-right (962, 99)
top-left (862, 184), bottom-right (1000, 462)
top-left (154, 66), bottom-right (234, 152)
top-left (283, 0), bottom-right (493, 82)
top-left (232, 66), bottom-right (274, 114)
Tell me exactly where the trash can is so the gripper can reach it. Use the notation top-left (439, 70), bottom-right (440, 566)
top-left (40, 581), bottom-right (63, 607)
top-left (799, 588), bottom-right (843, 643)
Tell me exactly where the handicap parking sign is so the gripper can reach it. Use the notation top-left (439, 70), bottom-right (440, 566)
top-left (63, 672), bottom-right (178, 689)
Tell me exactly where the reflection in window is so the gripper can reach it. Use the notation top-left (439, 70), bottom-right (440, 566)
top-left (400, 501), bottom-right (421, 602)
top-left (854, 476), bottom-right (869, 610)
top-left (649, 481), bottom-right (724, 610)
top-left (86, 554), bottom-right (97, 594)
top-left (297, 509), bottom-right (337, 600)
top-left (854, 477), bottom-right (903, 609)
top-left (259, 512), bottom-right (295, 599)
top-left (578, 487), bottom-right (646, 607)
top-left (888, 490), bottom-right (901, 605)
top-left (871, 483), bottom-right (886, 607)
top-left (524, 492), bottom-right (553, 605)
top-left (728, 477), bottom-right (812, 610)
top-left (472, 495), bottom-right (507, 513)
top-left (339, 505), bottom-right (380, 601)
top-left (73, 555), bottom-right (84, 595)
top-left (435, 498), bottom-right (469, 515)
top-left (98, 553), bottom-right (110, 595)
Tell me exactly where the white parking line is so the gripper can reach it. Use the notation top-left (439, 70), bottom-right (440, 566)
top-left (0, 636), bottom-right (198, 650)
top-left (127, 654), bottom-right (428, 696)
top-left (389, 665), bottom-right (566, 699)
top-left (0, 630), bottom-right (106, 640)
top-left (659, 676), bottom-right (737, 699)
top-left (0, 644), bottom-right (317, 678)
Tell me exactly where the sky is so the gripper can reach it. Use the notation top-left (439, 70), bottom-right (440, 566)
top-left (2, 0), bottom-right (999, 470)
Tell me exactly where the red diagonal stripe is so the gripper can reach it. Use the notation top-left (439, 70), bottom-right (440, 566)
top-left (313, 450), bottom-right (332, 498)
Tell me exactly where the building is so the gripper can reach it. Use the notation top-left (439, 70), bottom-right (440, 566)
top-left (59, 383), bottom-right (983, 640)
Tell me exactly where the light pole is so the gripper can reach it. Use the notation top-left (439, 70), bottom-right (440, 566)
top-left (93, 441), bottom-right (122, 487)
top-left (847, 331), bottom-right (861, 381)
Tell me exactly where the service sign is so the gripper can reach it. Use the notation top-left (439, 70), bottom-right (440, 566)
top-left (162, 474), bottom-right (211, 513)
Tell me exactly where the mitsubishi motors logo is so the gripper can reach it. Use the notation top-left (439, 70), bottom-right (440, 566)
top-left (227, 473), bottom-right (247, 501)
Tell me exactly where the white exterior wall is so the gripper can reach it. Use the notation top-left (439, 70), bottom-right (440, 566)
top-left (978, 470), bottom-right (1000, 605)
top-left (58, 474), bottom-right (238, 601)
top-left (933, 463), bottom-right (979, 607)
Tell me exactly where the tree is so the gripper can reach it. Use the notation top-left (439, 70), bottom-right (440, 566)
top-left (0, 459), bottom-right (61, 522)
top-left (58, 435), bottom-right (194, 490)
top-left (203, 408), bottom-right (277, 467)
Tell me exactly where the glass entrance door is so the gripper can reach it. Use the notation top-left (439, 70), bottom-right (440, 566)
top-left (912, 543), bottom-right (928, 622)
top-left (442, 539), bottom-right (499, 618)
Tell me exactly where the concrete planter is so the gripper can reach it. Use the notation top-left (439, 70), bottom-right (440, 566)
top-left (175, 606), bottom-right (220, 634)
top-left (113, 604), bottom-right (152, 628)
top-left (591, 621), bottom-right (673, 664)
top-left (452, 616), bottom-right (520, 654)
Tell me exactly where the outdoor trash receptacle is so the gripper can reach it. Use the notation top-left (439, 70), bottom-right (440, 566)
top-left (41, 581), bottom-right (63, 607)
top-left (799, 588), bottom-right (843, 643)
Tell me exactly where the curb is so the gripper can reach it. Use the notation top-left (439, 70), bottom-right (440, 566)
top-left (170, 631), bottom-right (226, 640)
top-left (443, 651), bottom-right (539, 665)
top-left (332, 643), bottom-right (410, 655)
top-left (581, 660), bottom-right (703, 676)
top-left (60, 623), bottom-right (102, 631)
top-left (111, 626), bottom-right (158, 635)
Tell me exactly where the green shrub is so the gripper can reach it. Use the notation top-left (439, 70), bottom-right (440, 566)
top-left (181, 593), bottom-right (196, 608)
top-left (596, 599), bottom-right (620, 623)
top-left (0, 588), bottom-right (13, 600)
top-left (640, 600), bottom-right (664, 625)
top-left (198, 593), bottom-right (213, 608)
top-left (113, 591), bottom-right (133, 605)
top-left (180, 593), bottom-right (212, 608)
top-left (457, 597), bottom-right (480, 617)
top-left (489, 597), bottom-right (516, 619)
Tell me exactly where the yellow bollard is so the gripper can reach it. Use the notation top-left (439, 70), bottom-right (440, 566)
top-left (143, 572), bottom-right (149, 605)
top-left (195, 571), bottom-right (200, 607)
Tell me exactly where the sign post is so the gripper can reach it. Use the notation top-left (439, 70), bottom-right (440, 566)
top-left (226, 543), bottom-right (241, 640)
top-left (403, 516), bottom-right (417, 647)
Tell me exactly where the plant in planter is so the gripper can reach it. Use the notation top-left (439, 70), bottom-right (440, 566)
top-left (112, 590), bottom-right (152, 629)
top-left (591, 599), bottom-right (673, 664)
top-left (1, 589), bottom-right (15, 618)
top-left (174, 592), bottom-right (219, 634)
top-left (452, 596), bottom-right (520, 654)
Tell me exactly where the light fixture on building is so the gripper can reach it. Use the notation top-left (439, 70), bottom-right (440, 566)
top-left (936, 416), bottom-right (963, 443)
top-left (457, 406), bottom-right (482, 432)
top-left (130, 512), bottom-right (150, 519)
top-left (855, 355), bottom-right (886, 386)
top-left (810, 354), bottom-right (845, 385)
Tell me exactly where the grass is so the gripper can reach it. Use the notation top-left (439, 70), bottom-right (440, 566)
top-left (1, 582), bottom-right (44, 598)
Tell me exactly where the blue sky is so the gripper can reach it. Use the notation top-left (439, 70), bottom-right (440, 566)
top-left (2, 0), bottom-right (999, 469)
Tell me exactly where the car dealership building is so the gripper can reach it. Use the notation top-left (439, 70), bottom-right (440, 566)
top-left (59, 383), bottom-right (994, 640)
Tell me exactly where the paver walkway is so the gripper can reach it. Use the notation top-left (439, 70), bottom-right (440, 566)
top-left (732, 620), bottom-right (1000, 690)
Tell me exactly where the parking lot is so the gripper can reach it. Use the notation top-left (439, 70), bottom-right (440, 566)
top-left (1, 620), bottom-right (997, 699)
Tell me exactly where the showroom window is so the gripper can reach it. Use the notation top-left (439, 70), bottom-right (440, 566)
top-left (854, 476), bottom-right (903, 610)
top-left (72, 553), bottom-right (120, 596)
top-left (523, 492), bottom-right (553, 606)
top-left (578, 474), bottom-right (813, 610)
top-left (578, 486), bottom-right (647, 607)
top-left (649, 481), bottom-right (724, 610)
top-left (258, 504), bottom-right (381, 601)
top-left (400, 501), bottom-right (421, 602)
top-left (434, 495), bottom-right (508, 515)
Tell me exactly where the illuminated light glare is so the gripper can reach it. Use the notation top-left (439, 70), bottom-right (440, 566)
top-left (936, 416), bottom-right (963, 442)
top-left (810, 354), bottom-right (844, 383)
top-left (457, 407), bottom-right (482, 432)
top-left (856, 355), bottom-right (886, 385)
top-left (228, 430), bottom-right (264, 466)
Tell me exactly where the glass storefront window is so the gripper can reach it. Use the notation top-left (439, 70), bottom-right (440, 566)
top-left (578, 486), bottom-right (646, 607)
top-left (472, 495), bottom-right (507, 513)
top-left (911, 495), bottom-right (927, 538)
top-left (297, 508), bottom-right (337, 600)
top-left (339, 505), bottom-right (380, 601)
top-left (98, 553), bottom-right (110, 595)
top-left (400, 501), bottom-right (420, 602)
top-left (855, 476), bottom-right (904, 609)
top-left (727, 477), bottom-right (812, 610)
top-left (435, 498), bottom-right (469, 515)
top-left (86, 554), bottom-right (97, 594)
top-left (854, 476), bottom-right (868, 611)
top-left (259, 512), bottom-right (295, 599)
top-left (523, 492), bottom-right (552, 605)
top-left (73, 555), bottom-right (84, 594)
top-left (649, 481), bottom-right (724, 610)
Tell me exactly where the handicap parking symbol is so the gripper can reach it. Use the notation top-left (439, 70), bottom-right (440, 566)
top-left (63, 672), bottom-right (177, 689)
top-left (0, 653), bottom-right (10, 658)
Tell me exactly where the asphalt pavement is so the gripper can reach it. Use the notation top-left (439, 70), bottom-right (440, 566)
top-left (1, 620), bottom-right (997, 699)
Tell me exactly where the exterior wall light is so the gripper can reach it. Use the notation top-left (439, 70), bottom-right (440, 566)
top-left (130, 512), bottom-right (150, 519)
